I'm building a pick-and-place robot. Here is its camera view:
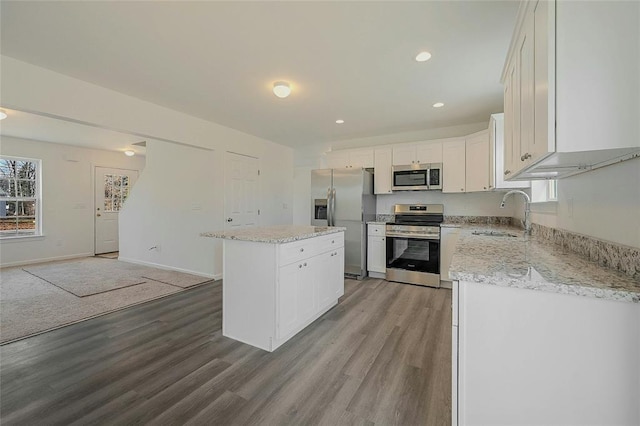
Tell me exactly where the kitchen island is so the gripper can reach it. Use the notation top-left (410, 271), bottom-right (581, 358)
top-left (201, 225), bottom-right (346, 352)
top-left (448, 225), bottom-right (640, 425)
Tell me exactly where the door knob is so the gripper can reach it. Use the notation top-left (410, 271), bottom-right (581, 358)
top-left (227, 218), bottom-right (233, 222)
top-left (96, 213), bottom-right (101, 217)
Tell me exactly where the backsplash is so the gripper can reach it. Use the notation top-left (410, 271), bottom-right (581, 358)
top-left (375, 215), bottom-right (513, 226)
top-left (531, 223), bottom-right (640, 279)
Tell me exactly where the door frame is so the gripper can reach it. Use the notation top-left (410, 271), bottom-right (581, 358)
top-left (93, 165), bottom-right (139, 255)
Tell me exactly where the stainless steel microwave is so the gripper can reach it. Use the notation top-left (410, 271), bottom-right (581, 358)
top-left (392, 163), bottom-right (442, 191)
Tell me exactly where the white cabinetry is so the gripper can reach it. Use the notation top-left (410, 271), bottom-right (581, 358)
top-left (502, 0), bottom-right (640, 180)
top-left (464, 130), bottom-right (491, 193)
top-left (442, 139), bottom-right (466, 193)
top-left (373, 148), bottom-right (393, 194)
top-left (223, 232), bottom-right (345, 352)
top-left (453, 280), bottom-right (640, 425)
top-left (325, 148), bottom-right (374, 169)
top-left (392, 141), bottom-right (442, 165)
top-left (490, 113), bottom-right (529, 189)
top-left (367, 224), bottom-right (386, 278)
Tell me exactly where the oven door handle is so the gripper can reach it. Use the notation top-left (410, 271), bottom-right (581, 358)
top-left (386, 232), bottom-right (440, 240)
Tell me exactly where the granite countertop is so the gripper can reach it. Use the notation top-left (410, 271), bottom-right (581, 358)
top-left (449, 225), bottom-right (640, 303)
top-left (201, 225), bottom-right (346, 244)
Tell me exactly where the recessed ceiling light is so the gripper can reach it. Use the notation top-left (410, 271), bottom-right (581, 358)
top-left (0, 111), bottom-right (7, 120)
top-left (335, 119), bottom-right (345, 124)
top-left (124, 150), bottom-right (135, 157)
top-left (415, 51), bottom-right (432, 62)
top-left (273, 81), bottom-right (291, 98)
top-left (433, 102), bottom-right (445, 108)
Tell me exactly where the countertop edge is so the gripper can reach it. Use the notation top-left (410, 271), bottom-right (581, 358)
top-left (200, 227), bottom-right (346, 244)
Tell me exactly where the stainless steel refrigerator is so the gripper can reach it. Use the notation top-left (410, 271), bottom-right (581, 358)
top-left (311, 168), bottom-right (376, 279)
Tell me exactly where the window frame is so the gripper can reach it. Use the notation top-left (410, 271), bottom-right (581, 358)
top-left (0, 156), bottom-right (42, 239)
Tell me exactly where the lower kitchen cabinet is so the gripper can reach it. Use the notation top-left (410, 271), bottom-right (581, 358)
top-left (222, 231), bottom-right (345, 352)
top-left (452, 280), bottom-right (640, 425)
top-left (367, 223), bottom-right (386, 278)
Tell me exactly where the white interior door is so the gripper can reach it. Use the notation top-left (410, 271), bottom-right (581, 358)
top-left (95, 167), bottom-right (139, 254)
top-left (224, 152), bottom-right (259, 230)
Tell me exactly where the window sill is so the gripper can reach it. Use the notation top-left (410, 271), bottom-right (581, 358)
top-left (0, 234), bottom-right (45, 243)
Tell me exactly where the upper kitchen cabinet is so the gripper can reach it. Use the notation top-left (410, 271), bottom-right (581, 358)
top-left (442, 139), bottom-right (466, 193)
top-left (502, 0), bottom-right (640, 180)
top-left (465, 130), bottom-right (491, 192)
top-left (491, 114), bottom-right (529, 189)
top-left (373, 148), bottom-right (393, 194)
top-left (392, 141), bottom-right (443, 166)
top-left (325, 148), bottom-right (374, 169)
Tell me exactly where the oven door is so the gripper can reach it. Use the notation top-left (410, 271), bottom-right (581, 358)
top-left (385, 234), bottom-right (440, 287)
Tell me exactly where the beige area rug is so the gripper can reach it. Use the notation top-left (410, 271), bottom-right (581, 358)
top-left (0, 258), bottom-right (215, 344)
top-left (22, 257), bottom-right (211, 297)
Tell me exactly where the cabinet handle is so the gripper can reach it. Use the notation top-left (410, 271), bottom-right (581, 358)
top-left (504, 170), bottom-right (511, 175)
top-left (460, 188), bottom-right (464, 191)
top-left (299, 264), bottom-right (302, 268)
top-left (300, 248), bottom-right (304, 252)
top-left (332, 240), bottom-right (334, 243)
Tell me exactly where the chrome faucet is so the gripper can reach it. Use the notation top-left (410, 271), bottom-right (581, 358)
top-left (500, 190), bottom-right (531, 235)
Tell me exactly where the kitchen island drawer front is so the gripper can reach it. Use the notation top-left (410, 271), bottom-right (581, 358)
top-left (316, 232), bottom-right (344, 254)
top-left (279, 239), bottom-right (315, 266)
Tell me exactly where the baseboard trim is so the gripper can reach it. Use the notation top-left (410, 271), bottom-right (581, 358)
top-left (117, 257), bottom-right (216, 279)
top-left (0, 253), bottom-right (94, 269)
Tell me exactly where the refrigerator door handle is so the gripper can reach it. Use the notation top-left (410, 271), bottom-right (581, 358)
top-left (331, 188), bottom-right (336, 226)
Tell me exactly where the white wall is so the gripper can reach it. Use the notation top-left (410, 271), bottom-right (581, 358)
top-left (0, 136), bottom-right (145, 267)
top-left (532, 158), bottom-right (640, 248)
top-left (1, 56), bottom-right (294, 276)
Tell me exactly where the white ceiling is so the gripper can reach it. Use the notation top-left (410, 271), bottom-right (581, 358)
top-left (0, 1), bottom-right (518, 149)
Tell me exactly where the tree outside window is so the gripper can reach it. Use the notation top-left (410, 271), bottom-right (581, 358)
top-left (0, 157), bottom-right (40, 237)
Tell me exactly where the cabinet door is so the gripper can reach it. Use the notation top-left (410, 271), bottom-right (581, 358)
top-left (325, 151), bottom-right (350, 169)
top-left (518, 11), bottom-right (535, 168)
top-left (277, 262), bottom-right (301, 339)
top-left (465, 131), bottom-right (491, 192)
top-left (332, 247), bottom-right (345, 299)
top-left (367, 235), bottom-right (386, 273)
top-left (416, 141), bottom-right (443, 164)
top-left (374, 148), bottom-right (393, 194)
top-left (504, 62), bottom-right (517, 178)
top-left (532, 0), bottom-right (554, 162)
top-left (298, 260), bottom-right (317, 324)
top-left (392, 145), bottom-right (417, 165)
top-left (349, 149), bottom-right (374, 169)
top-left (442, 139), bottom-right (466, 193)
top-left (317, 250), bottom-right (334, 310)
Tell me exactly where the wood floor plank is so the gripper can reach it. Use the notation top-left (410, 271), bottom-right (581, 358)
top-left (0, 279), bottom-right (451, 425)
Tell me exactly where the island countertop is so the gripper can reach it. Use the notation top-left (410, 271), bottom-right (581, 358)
top-left (449, 225), bottom-right (640, 303)
top-left (201, 225), bottom-right (346, 244)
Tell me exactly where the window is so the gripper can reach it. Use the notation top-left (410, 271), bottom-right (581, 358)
top-left (0, 157), bottom-right (41, 237)
top-left (531, 179), bottom-right (558, 203)
top-left (103, 174), bottom-right (130, 212)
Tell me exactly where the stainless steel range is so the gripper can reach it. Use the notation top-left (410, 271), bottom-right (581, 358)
top-left (385, 204), bottom-right (443, 288)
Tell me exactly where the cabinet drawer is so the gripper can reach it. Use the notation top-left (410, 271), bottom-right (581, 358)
top-left (279, 239), bottom-right (314, 266)
top-left (368, 224), bottom-right (386, 237)
top-left (316, 232), bottom-right (344, 254)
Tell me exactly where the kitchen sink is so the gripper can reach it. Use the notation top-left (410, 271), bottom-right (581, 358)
top-left (471, 230), bottom-right (519, 238)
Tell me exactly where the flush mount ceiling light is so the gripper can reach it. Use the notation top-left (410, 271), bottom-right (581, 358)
top-left (124, 150), bottom-right (135, 157)
top-left (335, 119), bottom-right (345, 124)
top-left (273, 81), bottom-right (291, 98)
top-left (415, 51), bottom-right (432, 62)
top-left (433, 102), bottom-right (445, 108)
top-left (0, 111), bottom-right (7, 120)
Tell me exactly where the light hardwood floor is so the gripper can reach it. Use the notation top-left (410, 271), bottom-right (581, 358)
top-left (0, 278), bottom-right (452, 425)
